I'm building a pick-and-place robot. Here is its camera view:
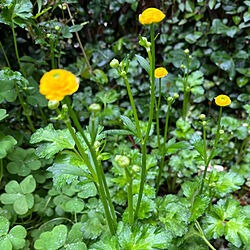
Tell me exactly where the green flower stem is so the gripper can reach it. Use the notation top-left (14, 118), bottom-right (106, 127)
top-left (63, 117), bottom-right (115, 234)
top-left (144, 24), bottom-right (155, 142)
top-left (125, 167), bottom-right (133, 225)
top-left (135, 23), bottom-right (156, 218)
top-left (50, 39), bottom-right (55, 69)
top-left (11, 24), bottom-right (25, 76)
top-left (90, 114), bottom-right (96, 145)
top-left (134, 141), bottom-right (147, 219)
top-left (200, 106), bottom-right (222, 194)
top-left (123, 76), bottom-right (142, 140)
top-left (195, 220), bottom-right (216, 250)
top-left (11, 23), bottom-right (35, 132)
top-left (38, 105), bottom-right (48, 125)
top-left (0, 159), bottom-right (3, 183)
top-left (236, 135), bottom-right (249, 165)
top-left (156, 101), bottom-right (172, 193)
top-left (0, 41), bottom-right (11, 68)
top-left (155, 78), bottom-right (162, 151)
top-left (15, 84), bottom-right (35, 132)
top-left (182, 57), bottom-right (190, 121)
top-left (203, 124), bottom-right (207, 164)
top-left (64, 98), bottom-right (117, 230)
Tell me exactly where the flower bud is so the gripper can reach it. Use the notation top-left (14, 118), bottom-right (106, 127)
top-left (199, 114), bottom-right (206, 120)
top-left (89, 103), bottom-right (101, 113)
top-left (97, 155), bottom-right (103, 161)
top-left (189, 55), bottom-right (192, 59)
top-left (94, 141), bottom-right (101, 151)
top-left (167, 97), bottom-right (174, 103)
top-left (54, 25), bottom-right (60, 31)
top-left (62, 104), bottom-right (68, 112)
top-left (120, 71), bottom-right (127, 77)
top-left (184, 49), bottom-right (190, 54)
top-left (117, 155), bottom-right (130, 168)
top-left (132, 165), bottom-right (140, 172)
top-left (173, 93), bottom-right (179, 99)
top-left (181, 64), bottom-right (186, 69)
top-left (186, 86), bottom-right (191, 92)
top-left (48, 100), bottom-right (59, 110)
top-left (110, 58), bottom-right (119, 69)
top-left (219, 129), bottom-right (224, 135)
top-left (46, 34), bottom-right (52, 39)
top-left (202, 121), bottom-right (207, 126)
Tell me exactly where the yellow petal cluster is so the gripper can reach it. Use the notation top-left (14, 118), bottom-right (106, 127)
top-left (154, 67), bottom-right (168, 78)
top-left (40, 69), bottom-right (79, 101)
top-left (139, 8), bottom-right (165, 25)
top-left (215, 95), bottom-right (231, 107)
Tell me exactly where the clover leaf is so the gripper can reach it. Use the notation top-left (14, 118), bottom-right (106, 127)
top-left (7, 147), bottom-right (41, 176)
top-left (30, 124), bottom-right (75, 159)
top-left (0, 109), bottom-right (8, 121)
top-left (0, 216), bottom-right (27, 249)
top-left (0, 132), bottom-right (17, 159)
top-left (202, 198), bottom-right (250, 248)
top-left (0, 175), bottom-right (36, 215)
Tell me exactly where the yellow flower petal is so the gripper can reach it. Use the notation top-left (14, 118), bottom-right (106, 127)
top-left (215, 95), bottom-right (231, 107)
top-left (139, 8), bottom-right (165, 25)
top-left (154, 67), bottom-right (168, 78)
top-left (39, 69), bottom-right (79, 101)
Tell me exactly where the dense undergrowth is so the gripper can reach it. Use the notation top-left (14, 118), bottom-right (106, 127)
top-left (0, 0), bottom-right (249, 249)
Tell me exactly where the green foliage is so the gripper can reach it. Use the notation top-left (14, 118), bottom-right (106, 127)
top-left (0, 132), bottom-right (17, 159)
top-left (0, 175), bottom-right (36, 215)
top-left (30, 124), bottom-right (75, 159)
top-left (0, 216), bottom-right (27, 249)
top-left (202, 198), bottom-right (250, 248)
top-left (7, 147), bottom-right (41, 176)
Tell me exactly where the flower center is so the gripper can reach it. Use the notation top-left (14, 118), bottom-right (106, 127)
top-left (53, 74), bottom-right (59, 79)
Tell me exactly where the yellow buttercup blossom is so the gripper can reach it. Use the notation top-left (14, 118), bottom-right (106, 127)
top-left (215, 95), bottom-right (231, 107)
top-left (40, 69), bottom-right (79, 101)
top-left (154, 67), bottom-right (168, 78)
top-left (139, 8), bottom-right (165, 25)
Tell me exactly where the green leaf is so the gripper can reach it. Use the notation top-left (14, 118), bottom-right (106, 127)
top-left (210, 19), bottom-right (238, 38)
top-left (65, 242), bottom-right (87, 250)
top-left (104, 129), bottom-right (134, 136)
top-left (185, 32), bottom-right (202, 44)
top-left (0, 109), bottom-right (8, 121)
top-left (0, 132), bottom-right (17, 159)
top-left (210, 51), bottom-right (235, 80)
top-left (0, 216), bottom-right (9, 236)
top-left (30, 124), bottom-right (75, 159)
top-left (20, 175), bottom-right (36, 194)
top-left (190, 133), bottom-right (205, 160)
top-left (34, 225), bottom-right (68, 250)
top-left (213, 171), bottom-right (244, 197)
top-left (96, 89), bottom-right (119, 106)
top-left (63, 198), bottom-right (84, 213)
top-left (12, 0), bottom-right (33, 20)
top-left (236, 68), bottom-right (250, 77)
top-left (8, 225), bottom-right (27, 249)
top-left (165, 140), bottom-right (191, 154)
top-left (7, 147), bottom-right (41, 176)
top-left (89, 236), bottom-right (119, 250)
top-left (158, 195), bottom-right (190, 237)
top-left (185, 0), bottom-right (195, 12)
top-left (135, 54), bottom-right (150, 75)
top-left (120, 115), bottom-right (138, 136)
top-left (236, 76), bottom-right (248, 87)
top-left (69, 24), bottom-right (84, 32)
top-left (78, 182), bottom-right (97, 199)
top-left (91, 69), bottom-right (108, 85)
top-left (67, 223), bottom-right (84, 244)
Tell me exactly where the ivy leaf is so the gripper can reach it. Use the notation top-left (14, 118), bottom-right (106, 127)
top-left (30, 124), bottom-right (75, 159)
top-left (34, 225), bottom-right (68, 250)
top-left (158, 195), bottom-right (190, 237)
top-left (0, 132), bottom-right (17, 159)
top-left (210, 19), bottom-right (238, 37)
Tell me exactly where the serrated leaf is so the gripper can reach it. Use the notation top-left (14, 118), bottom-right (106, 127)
top-left (30, 124), bottom-right (75, 159)
top-left (120, 115), bottom-right (138, 136)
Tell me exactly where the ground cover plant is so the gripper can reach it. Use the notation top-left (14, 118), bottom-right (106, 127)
top-left (0, 0), bottom-right (249, 249)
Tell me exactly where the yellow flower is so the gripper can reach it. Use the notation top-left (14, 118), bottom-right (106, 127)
top-left (154, 67), bottom-right (168, 78)
top-left (40, 69), bottom-right (79, 101)
top-left (139, 8), bottom-right (165, 25)
top-left (215, 95), bottom-right (231, 107)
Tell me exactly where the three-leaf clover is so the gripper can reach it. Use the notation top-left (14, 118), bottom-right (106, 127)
top-left (0, 175), bottom-right (36, 215)
top-left (0, 216), bottom-right (27, 249)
